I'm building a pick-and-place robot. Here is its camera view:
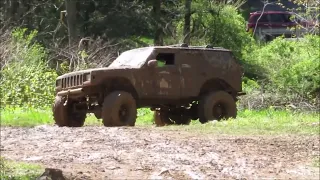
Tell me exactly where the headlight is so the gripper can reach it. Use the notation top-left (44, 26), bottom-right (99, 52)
top-left (84, 73), bottom-right (91, 82)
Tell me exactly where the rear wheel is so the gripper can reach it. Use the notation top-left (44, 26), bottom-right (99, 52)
top-left (52, 96), bottom-right (86, 127)
top-left (198, 91), bottom-right (236, 123)
top-left (101, 91), bottom-right (137, 127)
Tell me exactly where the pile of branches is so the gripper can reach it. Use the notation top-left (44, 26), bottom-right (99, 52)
top-left (238, 90), bottom-right (320, 112)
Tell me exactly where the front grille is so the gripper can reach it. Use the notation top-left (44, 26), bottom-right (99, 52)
top-left (61, 74), bottom-right (84, 89)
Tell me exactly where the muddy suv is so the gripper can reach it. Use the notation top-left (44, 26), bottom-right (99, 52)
top-left (53, 44), bottom-right (244, 127)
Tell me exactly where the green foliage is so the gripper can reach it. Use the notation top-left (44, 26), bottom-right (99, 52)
top-left (244, 35), bottom-right (320, 99)
top-left (0, 157), bottom-right (43, 180)
top-left (174, 3), bottom-right (254, 60)
top-left (204, 5), bottom-right (255, 59)
top-left (242, 77), bottom-right (261, 94)
top-left (0, 28), bottom-right (58, 109)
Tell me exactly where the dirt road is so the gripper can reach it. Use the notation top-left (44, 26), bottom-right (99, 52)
top-left (1, 125), bottom-right (319, 179)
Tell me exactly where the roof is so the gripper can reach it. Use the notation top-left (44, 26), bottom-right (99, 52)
top-left (152, 44), bottom-right (231, 52)
top-left (250, 11), bottom-right (293, 15)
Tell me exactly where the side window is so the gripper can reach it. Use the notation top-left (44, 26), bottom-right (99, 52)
top-left (260, 14), bottom-right (269, 22)
top-left (156, 53), bottom-right (175, 67)
top-left (269, 14), bottom-right (284, 23)
top-left (252, 14), bottom-right (268, 23)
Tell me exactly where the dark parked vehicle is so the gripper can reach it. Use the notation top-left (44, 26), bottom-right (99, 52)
top-left (247, 11), bottom-right (314, 41)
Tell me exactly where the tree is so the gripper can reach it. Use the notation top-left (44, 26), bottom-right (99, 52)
top-left (153, 0), bottom-right (163, 45)
top-left (65, 0), bottom-right (77, 47)
top-left (183, 0), bottom-right (192, 44)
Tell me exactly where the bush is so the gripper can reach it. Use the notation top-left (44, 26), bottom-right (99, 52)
top-left (242, 35), bottom-right (320, 107)
top-left (0, 28), bottom-right (58, 109)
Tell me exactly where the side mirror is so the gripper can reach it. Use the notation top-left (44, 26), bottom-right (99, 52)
top-left (147, 60), bottom-right (158, 68)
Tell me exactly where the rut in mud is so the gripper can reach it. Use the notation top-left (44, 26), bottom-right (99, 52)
top-left (1, 125), bottom-right (319, 179)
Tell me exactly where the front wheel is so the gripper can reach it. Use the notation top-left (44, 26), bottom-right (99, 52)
top-left (198, 91), bottom-right (237, 124)
top-left (52, 96), bottom-right (86, 127)
top-left (101, 91), bottom-right (137, 127)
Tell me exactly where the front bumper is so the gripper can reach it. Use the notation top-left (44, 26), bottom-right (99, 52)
top-left (57, 88), bottom-right (84, 96)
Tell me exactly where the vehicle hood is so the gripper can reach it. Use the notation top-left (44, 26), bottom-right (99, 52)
top-left (57, 66), bottom-right (138, 79)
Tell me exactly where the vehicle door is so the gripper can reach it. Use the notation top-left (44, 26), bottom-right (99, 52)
top-left (151, 52), bottom-right (181, 99)
top-left (177, 50), bottom-right (201, 98)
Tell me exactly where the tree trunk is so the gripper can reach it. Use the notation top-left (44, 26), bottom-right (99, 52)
top-left (65, 0), bottom-right (77, 47)
top-left (153, 0), bottom-right (163, 46)
top-left (4, 0), bottom-right (14, 25)
top-left (183, 0), bottom-right (192, 44)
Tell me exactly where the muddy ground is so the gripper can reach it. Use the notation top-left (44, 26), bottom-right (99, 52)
top-left (1, 125), bottom-right (319, 180)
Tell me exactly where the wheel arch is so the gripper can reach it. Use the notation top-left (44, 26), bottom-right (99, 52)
top-left (199, 78), bottom-right (236, 97)
top-left (102, 77), bottom-right (139, 100)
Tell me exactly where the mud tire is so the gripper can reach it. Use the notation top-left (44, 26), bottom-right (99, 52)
top-left (101, 91), bottom-right (137, 127)
top-left (154, 110), bottom-right (173, 127)
top-left (198, 91), bottom-right (236, 123)
top-left (52, 96), bottom-right (86, 127)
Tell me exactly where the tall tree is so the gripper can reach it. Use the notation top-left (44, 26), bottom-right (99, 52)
top-left (65, 0), bottom-right (77, 46)
top-left (183, 0), bottom-right (192, 44)
top-left (153, 0), bottom-right (163, 45)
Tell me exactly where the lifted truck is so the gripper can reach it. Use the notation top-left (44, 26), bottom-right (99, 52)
top-left (52, 44), bottom-right (245, 127)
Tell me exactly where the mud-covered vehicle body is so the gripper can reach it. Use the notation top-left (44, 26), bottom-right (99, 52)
top-left (53, 44), bottom-right (244, 127)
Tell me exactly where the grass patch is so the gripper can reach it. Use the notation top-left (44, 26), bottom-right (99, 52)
top-left (163, 109), bottom-right (319, 135)
top-left (0, 107), bottom-right (154, 127)
top-left (0, 157), bottom-right (43, 179)
top-left (313, 157), bottom-right (320, 167)
top-left (0, 107), bottom-right (54, 127)
top-left (1, 107), bottom-right (319, 135)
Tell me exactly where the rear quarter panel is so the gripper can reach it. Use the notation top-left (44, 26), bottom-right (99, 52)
top-left (180, 50), bottom-right (243, 97)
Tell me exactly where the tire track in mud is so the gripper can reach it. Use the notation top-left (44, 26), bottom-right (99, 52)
top-left (1, 126), bottom-right (319, 179)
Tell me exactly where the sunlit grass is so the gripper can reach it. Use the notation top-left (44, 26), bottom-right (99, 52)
top-left (161, 109), bottom-right (319, 135)
top-left (0, 107), bottom-right (154, 127)
top-left (1, 107), bottom-right (318, 135)
top-left (0, 107), bottom-right (54, 127)
top-left (0, 157), bottom-right (43, 179)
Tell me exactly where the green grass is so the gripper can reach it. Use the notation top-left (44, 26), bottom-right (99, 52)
top-left (312, 156), bottom-right (320, 167)
top-left (0, 108), bottom-right (54, 127)
top-left (162, 109), bottom-right (319, 135)
top-left (0, 157), bottom-right (43, 180)
top-left (0, 107), bottom-right (154, 127)
top-left (1, 107), bottom-right (319, 135)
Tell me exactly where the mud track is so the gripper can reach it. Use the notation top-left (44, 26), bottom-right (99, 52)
top-left (1, 126), bottom-right (319, 179)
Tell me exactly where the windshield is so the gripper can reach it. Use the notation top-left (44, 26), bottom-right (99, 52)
top-left (109, 47), bottom-right (154, 68)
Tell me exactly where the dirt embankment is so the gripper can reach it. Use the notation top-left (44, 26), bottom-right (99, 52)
top-left (1, 126), bottom-right (319, 179)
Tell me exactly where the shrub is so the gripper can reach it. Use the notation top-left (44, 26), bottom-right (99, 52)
top-left (0, 28), bottom-right (58, 109)
top-left (243, 35), bottom-right (320, 105)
